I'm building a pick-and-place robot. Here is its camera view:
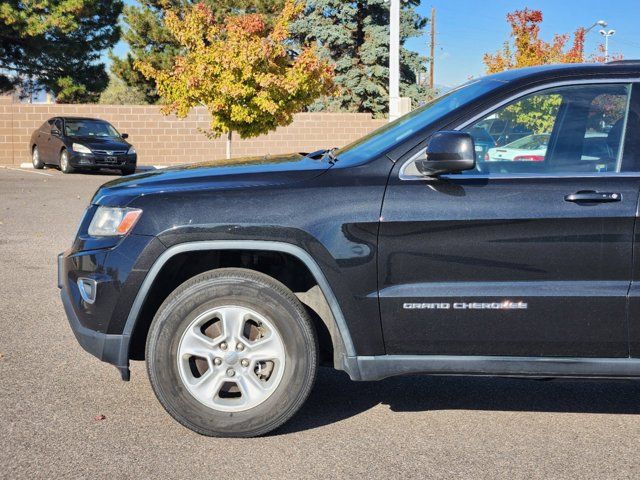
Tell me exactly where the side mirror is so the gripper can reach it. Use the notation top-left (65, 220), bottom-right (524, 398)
top-left (415, 131), bottom-right (476, 176)
top-left (51, 128), bottom-right (61, 137)
top-left (121, 133), bottom-right (129, 139)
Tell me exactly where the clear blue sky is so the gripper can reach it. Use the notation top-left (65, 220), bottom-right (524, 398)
top-left (407, 0), bottom-right (640, 87)
top-left (113, 0), bottom-right (640, 87)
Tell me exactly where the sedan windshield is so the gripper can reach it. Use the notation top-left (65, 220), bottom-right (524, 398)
top-left (336, 79), bottom-right (507, 164)
top-left (65, 120), bottom-right (121, 138)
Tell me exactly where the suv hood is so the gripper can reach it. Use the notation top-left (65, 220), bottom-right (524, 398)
top-left (92, 153), bottom-right (332, 206)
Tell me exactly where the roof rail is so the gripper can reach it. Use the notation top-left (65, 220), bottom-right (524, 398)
top-left (607, 59), bottom-right (640, 65)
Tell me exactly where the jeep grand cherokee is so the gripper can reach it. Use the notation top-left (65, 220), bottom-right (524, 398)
top-left (59, 61), bottom-right (640, 437)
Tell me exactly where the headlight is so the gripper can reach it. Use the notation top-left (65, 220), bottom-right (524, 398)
top-left (72, 143), bottom-right (92, 154)
top-left (88, 207), bottom-right (143, 236)
top-left (127, 146), bottom-right (136, 155)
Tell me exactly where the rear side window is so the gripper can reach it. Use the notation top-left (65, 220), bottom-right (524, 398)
top-left (462, 83), bottom-right (632, 175)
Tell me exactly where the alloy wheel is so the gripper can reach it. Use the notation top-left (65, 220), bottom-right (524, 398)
top-left (60, 151), bottom-right (69, 171)
top-left (177, 305), bottom-right (286, 412)
top-left (32, 148), bottom-right (41, 168)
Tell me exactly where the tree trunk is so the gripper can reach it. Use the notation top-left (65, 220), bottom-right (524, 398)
top-left (226, 131), bottom-right (232, 159)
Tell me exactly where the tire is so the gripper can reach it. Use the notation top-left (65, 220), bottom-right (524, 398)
top-left (146, 268), bottom-right (318, 437)
top-left (32, 146), bottom-right (44, 169)
top-left (121, 166), bottom-right (136, 175)
top-left (59, 149), bottom-right (74, 174)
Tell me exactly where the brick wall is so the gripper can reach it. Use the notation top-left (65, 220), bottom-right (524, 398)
top-left (0, 97), bottom-right (386, 166)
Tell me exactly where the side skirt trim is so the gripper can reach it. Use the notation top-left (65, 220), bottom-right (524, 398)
top-left (353, 355), bottom-right (640, 381)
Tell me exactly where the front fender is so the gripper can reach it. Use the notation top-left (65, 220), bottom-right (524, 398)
top-left (122, 240), bottom-right (362, 379)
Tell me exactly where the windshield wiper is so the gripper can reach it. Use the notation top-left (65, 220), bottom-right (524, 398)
top-left (304, 147), bottom-right (339, 163)
top-left (322, 147), bottom-right (339, 164)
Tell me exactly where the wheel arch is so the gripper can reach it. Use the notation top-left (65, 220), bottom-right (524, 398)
top-left (123, 241), bottom-right (357, 373)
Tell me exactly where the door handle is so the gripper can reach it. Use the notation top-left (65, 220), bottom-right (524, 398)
top-left (564, 191), bottom-right (622, 203)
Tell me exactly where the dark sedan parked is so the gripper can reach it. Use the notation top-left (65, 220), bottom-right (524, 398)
top-left (30, 117), bottom-right (137, 175)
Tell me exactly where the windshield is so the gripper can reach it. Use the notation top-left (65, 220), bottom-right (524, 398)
top-left (336, 79), bottom-right (507, 164)
top-left (65, 120), bottom-right (121, 138)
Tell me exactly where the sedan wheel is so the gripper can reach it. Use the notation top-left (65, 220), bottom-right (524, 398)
top-left (32, 147), bottom-right (44, 169)
top-left (59, 149), bottom-right (74, 174)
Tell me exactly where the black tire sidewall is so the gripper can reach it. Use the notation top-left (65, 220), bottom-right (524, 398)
top-left (146, 270), bottom-right (317, 437)
top-left (32, 147), bottom-right (44, 169)
top-left (60, 149), bottom-right (73, 173)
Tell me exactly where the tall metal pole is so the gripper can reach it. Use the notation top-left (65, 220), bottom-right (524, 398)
top-left (389, 0), bottom-right (400, 121)
top-left (599, 29), bottom-right (616, 63)
top-left (429, 7), bottom-right (436, 90)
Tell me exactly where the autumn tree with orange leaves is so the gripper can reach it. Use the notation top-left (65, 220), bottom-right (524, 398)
top-left (483, 8), bottom-right (586, 73)
top-left (137, 0), bottom-right (335, 158)
top-left (482, 9), bottom-right (589, 135)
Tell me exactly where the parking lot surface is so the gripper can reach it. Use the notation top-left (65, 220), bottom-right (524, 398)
top-left (2, 166), bottom-right (640, 479)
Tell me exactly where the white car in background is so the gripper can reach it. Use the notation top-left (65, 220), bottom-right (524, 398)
top-left (486, 133), bottom-right (550, 162)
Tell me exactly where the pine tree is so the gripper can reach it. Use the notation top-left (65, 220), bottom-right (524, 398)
top-left (291, 0), bottom-right (430, 116)
top-left (99, 76), bottom-right (148, 105)
top-left (111, 0), bottom-right (285, 104)
top-left (0, 0), bottom-right (123, 102)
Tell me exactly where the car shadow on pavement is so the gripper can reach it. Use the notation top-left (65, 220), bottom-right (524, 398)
top-left (277, 367), bottom-right (640, 435)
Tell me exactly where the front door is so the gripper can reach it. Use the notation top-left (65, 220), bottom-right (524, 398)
top-left (49, 118), bottom-right (64, 165)
top-left (378, 81), bottom-right (639, 358)
top-left (41, 118), bottom-right (63, 163)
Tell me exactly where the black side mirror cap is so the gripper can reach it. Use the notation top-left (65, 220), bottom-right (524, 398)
top-left (121, 133), bottom-right (129, 139)
top-left (415, 131), bottom-right (476, 176)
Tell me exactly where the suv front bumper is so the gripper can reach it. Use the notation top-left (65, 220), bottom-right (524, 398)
top-left (59, 272), bottom-right (131, 380)
top-left (58, 234), bottom-right (165, 381)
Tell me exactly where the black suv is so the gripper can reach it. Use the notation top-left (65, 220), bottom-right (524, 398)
top-left (59, 62), bottom-right (640, 437)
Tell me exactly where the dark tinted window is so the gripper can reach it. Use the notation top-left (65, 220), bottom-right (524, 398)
top-left (488, 119), bottom-right (506, 135)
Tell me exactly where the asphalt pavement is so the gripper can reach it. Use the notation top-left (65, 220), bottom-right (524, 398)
top-left (1, 166), bottom-right (640, 479)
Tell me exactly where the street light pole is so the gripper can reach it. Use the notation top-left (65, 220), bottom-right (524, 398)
top-left (584, 19), bottom-right (607, 34)
top-left (389, 0), bottom-right (400, 122)
top-left (429, 7), bottom-right (436, 90)
top-left (599, 29), bottom-right (616, 62)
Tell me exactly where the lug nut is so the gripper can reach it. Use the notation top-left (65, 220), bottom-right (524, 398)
top-left (213, 357), bottom-right (222, 366)
top-left (241, 359), bottom-right (249, 367)
top-left (220, 342), bottom-right (228, 350)
top-left (236, 343), bottom-right (245, 351)
top-left (226, 368), bottom-right (236, 377)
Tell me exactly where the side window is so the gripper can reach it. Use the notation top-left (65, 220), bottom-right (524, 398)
top-left (462, 83), bottom-right (631, 176)
top-left (488, 119), bottom-right (506, 137)
top-left (53, 119), bottom-right (63, 134)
